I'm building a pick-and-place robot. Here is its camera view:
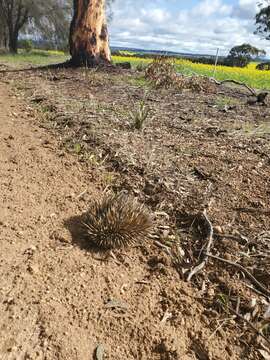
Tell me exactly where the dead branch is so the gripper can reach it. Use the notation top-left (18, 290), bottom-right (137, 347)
top-left (210, 78), bottom-right (257, 96)
top-left (234, 207), bottom-right (270, 215)
top-left (245, 284), bottom-right (270, 299)
top-left (187, 209), bottom-right (214, 282)
top-left (154, 240), bottom-right (172, 257)
top-left (215, 233), bottom-right (249, 246)
top-left (206, 253), bottom-right (270, 298)
top-left (229, 306), bottom-right (270, 347)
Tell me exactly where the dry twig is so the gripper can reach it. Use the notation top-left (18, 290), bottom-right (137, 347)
top-left (206, 253), bottom-right (270, 298)
top-left (210, 78), bottom-right (256, 96)
top-left (229, 306), bottom-right (270, 347)
top-left (234, 207), bottom-right (270, 215)
top-left (187, 209), bottom-right (214, 281)
top-left (215, 232), bottom-right (249, 245)
top-left (154, 240), bottom-right (172, 257)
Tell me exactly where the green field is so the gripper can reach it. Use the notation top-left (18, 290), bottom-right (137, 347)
top-left (0, 49), bottom-right (68, 68)
top-left (113, 55), bottom-right (270, 90)
top-left (0, 50), bottom-right (269, 90)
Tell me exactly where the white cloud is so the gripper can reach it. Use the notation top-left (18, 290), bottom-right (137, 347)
top-left (192, 0), bottom-right (232, 17)
top-left (109, 0), bottom-right (270, 56)
top-left (232, 0), bottom-right (258, 20)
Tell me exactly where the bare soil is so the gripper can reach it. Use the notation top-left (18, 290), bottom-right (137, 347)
top-left (0, 66), bottom-right (269, 360)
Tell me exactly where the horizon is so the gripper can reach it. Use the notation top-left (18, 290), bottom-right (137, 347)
top-left (109, 0), bottom-right (270, 56)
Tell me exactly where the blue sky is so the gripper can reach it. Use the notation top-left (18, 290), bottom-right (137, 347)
top-left (109, 0), bottom-right (270, 55)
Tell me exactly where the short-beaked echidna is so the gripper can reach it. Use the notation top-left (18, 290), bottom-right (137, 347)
top-left (82, 193), bottom-right (152, 249)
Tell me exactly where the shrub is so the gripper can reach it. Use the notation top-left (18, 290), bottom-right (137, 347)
top-left (136, 63), bottom-right (148, 72)
top-left (130, 100), bottom-right (150, 130)
top-left (145, 57), bottom-right (216, 93)
top-left (19, 39), bottom-right (33, 53)
top-left (224, 55), bottom-right (249, 68)
top-left (145, 57), bottom-right (177, 88)
top-left (256, 62), bottom-right (270, 71)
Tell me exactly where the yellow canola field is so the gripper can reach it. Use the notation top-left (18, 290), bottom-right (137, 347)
top-left (112, 55), bottom-right (270, 90)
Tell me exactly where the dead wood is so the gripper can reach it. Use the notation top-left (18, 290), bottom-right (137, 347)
top-left (187, 209), bottom-right (214, 282)
top-left (234, 207), bottom-right (270, 215)
top-left (210, 78), bottom-right (257, 96)
top-left (229, 306), bottom-right (270, 347)
top-left (206, 253), bottom-right (270, 298)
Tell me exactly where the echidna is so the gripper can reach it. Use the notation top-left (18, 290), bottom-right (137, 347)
top-left (82, 193), bottom-right (152, 249)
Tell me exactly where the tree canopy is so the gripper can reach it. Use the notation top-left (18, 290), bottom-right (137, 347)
top-left (226, 43), bottom-right (266, 67)
top-left (255, 2), bottom-right (270, 40)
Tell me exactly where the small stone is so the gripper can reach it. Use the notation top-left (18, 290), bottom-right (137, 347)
top-left (224, 253), bottom-right (233, 261)
top-left (161, 229), bottom-right (170, 239)
top-left (5, 297), bottom-right (15, 305)
top-left (207, 288), bottom-right (215, 297)
top-left (27, 264), bottom-right (39, 275)
top-left (214, 226), bottom-right (223, 234)
top-left (95, 344), bottom-right (105, 360)
top-left (24, 245), bottom-right (37, 256)
top-left (249, 298), bottom-right (257, 309)
top-left (38, 215), bottom-right (46, 224)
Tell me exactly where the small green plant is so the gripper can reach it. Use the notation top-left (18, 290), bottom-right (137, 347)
top-left (19, 39), bottom-right (33, 53)
top-left (214, 96), bottom-right (239, 109)
top-left (87, 153), bottom-right (99, 166)
top-left (130, 100), bottom-right (150, 130)
top-left (127, 76), bottom-right (148, 87)
top-left (102, 172), bottom-right (116, 187)
top-left (215, 293), bottom-right (230, 313)
top-left (136, 63), bottom-right (148, 72)
top-left (74, 143), bottom-right (82, 154)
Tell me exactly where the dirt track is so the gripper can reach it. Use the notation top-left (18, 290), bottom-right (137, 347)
top-left (0, 73), bottom-right (269, 359)
top-left (0, 83), bottom-right (98, 358)
top-left (0, 82), bottom-right (200, 360)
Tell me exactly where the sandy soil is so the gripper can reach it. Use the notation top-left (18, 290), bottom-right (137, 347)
top-left (0, 67), bottom-right (269, 360)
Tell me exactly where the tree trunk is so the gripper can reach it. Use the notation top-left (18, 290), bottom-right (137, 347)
top-left (69, 0), bottom-right (111, 67)
top-left (0, 33), bottom-right (4, 49)
top-left (0, 22), bottom-right (7, 49)
top-left (9, 31), bottom-right (18, 54)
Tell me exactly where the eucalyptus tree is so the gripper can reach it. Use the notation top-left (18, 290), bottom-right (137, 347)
top-left (0, 0), bottom-right (29, 52)
top-left (69, 0), bottom-right (112, 66)
top-left (0, 0), bottom-right (72, 53)
top-left (29, 0), bottom-right (72, 50)
top-left (0, 0), bottom-right (113, 65)
top-left (226, 43), bottom-right (266, 67)
top-left (0, 18), bottom-right (8, 48)
top-left (255, 2), bottom-right (270, 40)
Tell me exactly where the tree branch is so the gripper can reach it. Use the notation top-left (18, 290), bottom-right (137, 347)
top-left (187, 209), bottom-right (214, 282)
top-left (206, 253), bottom-right (270, 298)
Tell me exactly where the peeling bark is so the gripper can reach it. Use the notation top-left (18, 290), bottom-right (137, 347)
top-left (70, 0), bottom-right (111, 67)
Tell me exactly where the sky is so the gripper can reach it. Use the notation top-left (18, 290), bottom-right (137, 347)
top-left (109, 0), bottom-right (270, 56)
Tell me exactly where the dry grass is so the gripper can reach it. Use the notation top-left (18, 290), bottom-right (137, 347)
top-left (145, 57), bottom-right (216, 93)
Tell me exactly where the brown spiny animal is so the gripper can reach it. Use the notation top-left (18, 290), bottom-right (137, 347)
top-left (82, 193), bottom-right (152, 249)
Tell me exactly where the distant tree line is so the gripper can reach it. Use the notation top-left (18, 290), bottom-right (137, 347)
top-left (187, 44), bottom-right (266, 68)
